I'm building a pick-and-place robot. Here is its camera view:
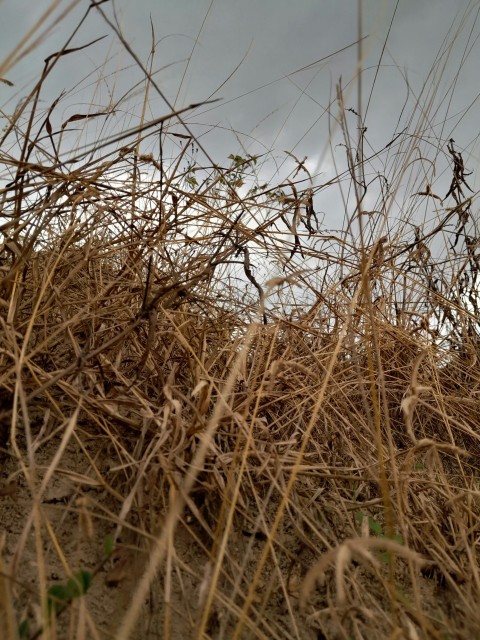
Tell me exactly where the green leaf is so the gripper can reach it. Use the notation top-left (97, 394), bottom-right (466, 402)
top-left (67, 570), bottom-right (92, 598)
top-left (47, 584), bottom-right (69, 613)
top-left (104, 534), bottom-right (114, 558)
top-left (368, 516), bottom-right (384, 536)
top-left (18, 619), bottom-right (29, 640)
top-left (47, 570), bottom-right (92, 614)
top-left (354, 510), bottom-right (365, 526)
top-left (228, 154), bottom-right (245, 165)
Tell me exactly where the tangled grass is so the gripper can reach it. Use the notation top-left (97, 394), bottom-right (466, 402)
top-left (0, 2), bottom-right (479, 639)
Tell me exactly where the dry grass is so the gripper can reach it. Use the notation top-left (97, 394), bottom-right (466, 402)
top-left (0, 3), bottom-right (479, 639)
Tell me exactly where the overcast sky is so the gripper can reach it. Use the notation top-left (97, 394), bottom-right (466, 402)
top-left (1, 0), bottom-right (480, 216)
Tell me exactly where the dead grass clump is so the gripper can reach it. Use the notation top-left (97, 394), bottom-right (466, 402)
top-left (0, 3), bottom-right (479, 639)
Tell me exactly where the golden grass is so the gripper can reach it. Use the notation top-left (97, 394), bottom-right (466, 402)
top-left (0, 3), bottom-right (479, 639)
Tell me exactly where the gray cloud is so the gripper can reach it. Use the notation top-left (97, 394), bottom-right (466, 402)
top-left (1, 0), bottom-right (478, 191)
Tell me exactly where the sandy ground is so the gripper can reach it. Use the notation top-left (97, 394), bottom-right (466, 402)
top-left (0, 409), bottom-right (472, 640)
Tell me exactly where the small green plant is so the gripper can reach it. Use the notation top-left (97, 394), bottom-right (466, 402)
top-left (47, 570), bottom-right (92, 616)
top-left (355, 511), bottom-right (404, 565)
top-left (103, 533), bottom-right (115, 559)
top-left (18, 619), bottom-right (29, 640)
top-left (185, 175), bottom-right (198, 188)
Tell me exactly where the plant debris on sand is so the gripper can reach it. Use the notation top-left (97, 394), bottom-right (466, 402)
top-left (0, 3), bottom-right (479, 639)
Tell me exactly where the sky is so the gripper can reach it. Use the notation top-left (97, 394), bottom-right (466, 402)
top-left (1, 0), bottom-right (480, 228)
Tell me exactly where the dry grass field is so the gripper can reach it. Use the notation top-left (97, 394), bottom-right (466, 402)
top-left (0, 2), bottom-right (479, 639)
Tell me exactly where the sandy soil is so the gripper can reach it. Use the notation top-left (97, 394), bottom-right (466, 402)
top-left (0, 408), bottom-right (473, 640)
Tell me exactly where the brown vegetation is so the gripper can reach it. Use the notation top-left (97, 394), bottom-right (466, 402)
top-left (0, 3), bottom-right (479, 639)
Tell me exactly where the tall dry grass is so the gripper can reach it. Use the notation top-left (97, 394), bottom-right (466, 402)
top-left (0, 2), bottom-right (479, 639)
